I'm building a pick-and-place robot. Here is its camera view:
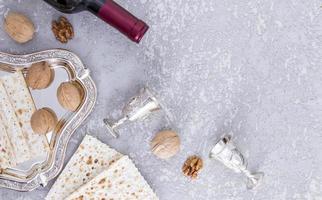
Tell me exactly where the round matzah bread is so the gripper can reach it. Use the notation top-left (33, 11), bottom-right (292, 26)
top-left (65, 156), bottom-right (159, 200)
top-left (46, 135), bottom-right (123, 200)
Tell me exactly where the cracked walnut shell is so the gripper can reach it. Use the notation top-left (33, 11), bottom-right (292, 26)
top-left (182, 155), bottom-right (203, 179)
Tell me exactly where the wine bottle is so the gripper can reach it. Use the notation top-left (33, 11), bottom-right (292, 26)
top-left (44, 0), bottom-right (149, 43)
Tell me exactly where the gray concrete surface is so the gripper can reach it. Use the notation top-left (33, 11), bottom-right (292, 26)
top-left (0, 0), bottom-right (322, 199)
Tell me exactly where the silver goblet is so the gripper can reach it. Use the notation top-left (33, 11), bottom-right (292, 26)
top-left (103, 87), bottom-right (161, 138)
top-left (209, 134), bottom-right (264, 189)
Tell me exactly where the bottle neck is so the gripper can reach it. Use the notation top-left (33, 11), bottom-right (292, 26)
top-left (82, 0), bottom-right (104, 14)
top-left (82, 0), bottom-right (149, 43)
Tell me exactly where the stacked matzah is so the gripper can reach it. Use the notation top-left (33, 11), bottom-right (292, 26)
top-left (0, 82), bottom-right (30, 164)
top-left (46, 135), bottom-right (123, 199)
top-left (0, 121), bottom-right (16, 168)
top-left (1, 71), bottom-right (49, 156)
top-left (46, 135), bottom-right (158, 200)
top-left (0, 71), bottom-right (49, 168)
top-left (66, 156), bottom-right (159, 200)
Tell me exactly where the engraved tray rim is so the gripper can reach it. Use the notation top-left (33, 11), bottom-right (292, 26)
top-left (0, 49), bottom-right (97, 191)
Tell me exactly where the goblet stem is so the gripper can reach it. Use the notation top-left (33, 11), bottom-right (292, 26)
top-left (113, 117), bottom-right (128, 128)
top-left (103, 117), bottom-right (128, 138)
top-left (240, 168), bottom-right (264, 189)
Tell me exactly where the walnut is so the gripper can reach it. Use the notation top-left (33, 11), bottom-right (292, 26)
top-left (3, 11), bottom-right (35, 43)
top-left (26, 61), bottom-right (54, 89)
top-left (31, 108), bottom-right (58, 135)
top-left (182, 155), bottom-right (203, 179)
top-left (52, 16), bottom-right (74, 43)
top-left (57, 81), bottom-right (83, 111)
top-left (150, 130), bottom-right (180, 159)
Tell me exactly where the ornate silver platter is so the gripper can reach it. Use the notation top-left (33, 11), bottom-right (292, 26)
top-left (0, 49), bottom-right (97, 191)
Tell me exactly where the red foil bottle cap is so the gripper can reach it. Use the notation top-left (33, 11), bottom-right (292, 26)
top-left (98, 0), bottom-right (149, 43)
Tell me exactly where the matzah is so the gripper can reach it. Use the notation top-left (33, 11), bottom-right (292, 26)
top-left (0, 71), bottom-right (49, 157)
top-left (0, 82), bottom-right (30, 163)
top-left (46, 135), bottom-right (123, 200)
top-left (66, 156), bottom-right (159, 200)
top-left (0, 120), bottom-right (16, 169)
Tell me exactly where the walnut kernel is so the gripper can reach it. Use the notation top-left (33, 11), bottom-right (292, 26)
top-left (182, 155), bottom-right (203, 179)
top-left (52, 16), bottom-right (74, 43)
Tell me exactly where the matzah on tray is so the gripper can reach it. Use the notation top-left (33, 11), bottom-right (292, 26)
top-left (0, 70), bottom-right (52, 167)
top-left (1, 71), bottom-right (49, 157)
top-left (0, 81), bottom-right (31, 164)
top-left (0, 120), bottom-right (16, 169)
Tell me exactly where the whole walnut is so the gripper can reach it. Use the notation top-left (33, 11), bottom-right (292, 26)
top-left (150, 130), bottom-right (180, 159)
top-left (26, 62), bottom-right (55, 89)
top-left (57, 81), bottom-right (83, 111)
top-left (31, 108), bottom-right (58, 135)
top-left (4, 11), bottom-right (35, 43)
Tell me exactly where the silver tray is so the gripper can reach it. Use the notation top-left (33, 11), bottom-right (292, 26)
top-left (0, 49), bottom-right (97, 191)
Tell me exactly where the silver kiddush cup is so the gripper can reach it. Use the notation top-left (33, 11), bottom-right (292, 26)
top-left (209, 134), bottom-right (264, 189)
top-left (103, 87), bottom-right (161, 138)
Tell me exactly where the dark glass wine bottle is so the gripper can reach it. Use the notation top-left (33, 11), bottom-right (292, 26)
top-left (44, 0), bottom-right (149, 43)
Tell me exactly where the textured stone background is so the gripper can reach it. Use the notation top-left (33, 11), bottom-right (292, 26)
top-left (1, 0), bottom-right (322, 199)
